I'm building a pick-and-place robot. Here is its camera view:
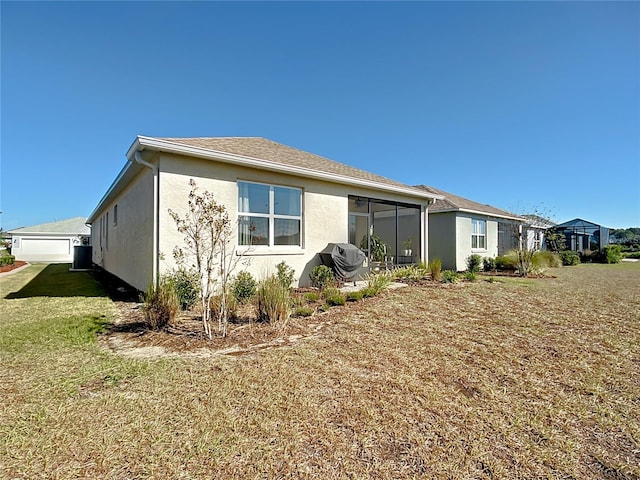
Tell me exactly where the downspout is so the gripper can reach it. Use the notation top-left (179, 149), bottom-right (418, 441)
top-left (134, 150), bottom-right (159, 288)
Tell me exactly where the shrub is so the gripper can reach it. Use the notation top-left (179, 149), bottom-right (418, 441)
top-left (466, 254), bottom-right (483, 273)
top-left (141, 279), bottom-right (179, 330)
top-left (346, 290), bottom-right (364, 302)
top-left (303, 292), bottom-right (319, 302)
top-left (276, 261), bottom-right (295, 289)
top-left (323, 287), bottom-right (346, 306)
top-left (483, 257), bottom-right (496, 272)
top-left (532, 251), bottom-right (562, 270)
top-left (231, 270), bottom-right (257, 303)
top-left (464, 271), bottom-right (477, 282)
top-left (309, 265), bottom-right (334, 290)
top-left (165, 269), bottom-right (199, 310)
top-left (624, 251), bottom-right (640, 259)
top-left (560, 250), bottom-right (580, 266)
top-left (428, 258), bottom-right (442, 281)
top-left (210, 291), bottom-right (238, 323)
top-left (595, 245), bottom-right (623, 264)
top-left (442, 270), bottom-right (459, 283)
top-left (495, 253), bottom-right (517, 271)
top-left (0, 254), bottom-right (15, 267)
top-left (255, 275), bottom-right (291, 327)
top-left (293, 306), bottom-right (314, 317)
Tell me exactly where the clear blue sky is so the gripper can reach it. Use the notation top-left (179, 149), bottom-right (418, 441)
top-left (2, 1), bottom-right (639, 230)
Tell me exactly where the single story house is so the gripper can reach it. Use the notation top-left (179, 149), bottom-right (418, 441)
top-left (416, 185), bottom-right (524, 271)
top-left (7, 217), bottom-right (91, 263)
top-left (87, 136), bottom-right (443, 291)
top-left (552, 218), bottom-right (609, 254)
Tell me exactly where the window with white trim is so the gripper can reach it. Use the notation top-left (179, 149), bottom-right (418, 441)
top-left (471, 218), bottom-right (486, 249)
top-left (238, 181), bottom-right (302, 247)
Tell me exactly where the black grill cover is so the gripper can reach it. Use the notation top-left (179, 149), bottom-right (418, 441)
top-left (318, 243), bottom-right (366, 281)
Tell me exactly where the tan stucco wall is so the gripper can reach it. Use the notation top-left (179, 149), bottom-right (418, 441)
top-left (455, 214), bottom-right (498, 271)
top-left (158, 153), bottom-right (430, 287)
top-left (91, 169), bottom-right (154, 291)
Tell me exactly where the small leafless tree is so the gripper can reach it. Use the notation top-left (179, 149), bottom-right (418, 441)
top-left (169, 179), bottom-right (244, 339)
top-left (506, 206), bottom-right (556, 277)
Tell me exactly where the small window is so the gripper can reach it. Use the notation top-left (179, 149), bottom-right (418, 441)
top-left (113, 205), bottom-right (118, 226)
top-left (238, 181), bottom-right (302, 247)
top-left (471, 219), bottom-right (486, 249)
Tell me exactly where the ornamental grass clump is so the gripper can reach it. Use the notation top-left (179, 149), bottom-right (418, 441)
top-left (428, 258), bottom-right (442, 281)
top-left (362, 271), bottom-right (393, 297)
top-left (141, 279), bottom-right (179, 330)
top-left (323, 287), bottom-right (346, 306)
top-left (256, 275), bottom-right (291, 328)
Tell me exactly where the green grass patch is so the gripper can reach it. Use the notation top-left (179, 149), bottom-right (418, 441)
top-left (4, 263), bottom-right (107, 298)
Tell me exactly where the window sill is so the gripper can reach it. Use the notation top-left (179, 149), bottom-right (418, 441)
top-left (236, 247), bottom-right (305, 256)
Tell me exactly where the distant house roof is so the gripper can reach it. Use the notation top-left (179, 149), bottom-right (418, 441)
top-left (523, 214), bottom-right (556, 229)
top-left (89, 136), bottom-right (444, 223)
top-left (7, 217), bottom-right (90, 235)
top-left (416, 185), bottom-right (523, 221)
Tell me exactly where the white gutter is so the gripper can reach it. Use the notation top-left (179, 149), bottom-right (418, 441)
top-left (129, 136), bottom-right (444, 202)
top-left (133, 150), bottom-right (159, 288)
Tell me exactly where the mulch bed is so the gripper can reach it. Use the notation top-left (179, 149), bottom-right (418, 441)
top-left (0, 260), bottom-right (28, 273)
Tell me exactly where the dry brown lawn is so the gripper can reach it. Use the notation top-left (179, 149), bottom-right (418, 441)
top-left (1, 262), bottom-right (639, 479)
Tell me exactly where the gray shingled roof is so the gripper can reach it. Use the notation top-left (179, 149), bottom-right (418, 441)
top-left (156, 136), bottom-right (428, 194)
top-left (416, 185), bottom-right (523, 220)
top-left (8, 217), bottom-right (90, 235)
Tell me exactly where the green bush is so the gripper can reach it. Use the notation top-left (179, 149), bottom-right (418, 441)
top-left (141, 279), bottom-right (179, 330)
top-left (255, 275), bottom-right (291, 326)
top-left (0, 254), bottom-right (15, 267)
top-left (466, 254), bottom-right (483, 273)
top-left (231, 270), bottom-right (257, 303)
top-left (323, 287), bottom-right (346, 306)
top-left (483, 257), bottom-right (496, 272)
top-left (464, 271), bottom-right (477, 282)
top-left (532, 251), bottom-right (562, 270)
top-left (165, 269), bottom-right (199, 310)
top-left (442, 270), bottom-right (460, 283)
top-left (428, 258), bottom-right (442, 281)
top-left (595, 245), bottom-right (623, 264)
top-left (624, 251), bottom-right (640, 259)
top-left (276, 261), bottom-right (295, 289)
top-left (495, 253), bottom-right (517, 271)
top-left (303, 292), bottom-right (319, 302)
top-left (560, 250), bottom-right (580, 266)
top-left (346, 290), bottom-right (364, 302)
top-left (309, 265), bottom-right (334, 290)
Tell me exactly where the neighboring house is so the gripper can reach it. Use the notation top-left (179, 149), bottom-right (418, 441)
top-left (416, 185), bottom-right (523, 271)
top-left (522, 214), bottom-right (556, 251)
top-left (552, 218), bottom-right (609, 254)
top-left (7, 217), bottom-right (91, 262)
top-left (87, 136), bottom-right (443, 291)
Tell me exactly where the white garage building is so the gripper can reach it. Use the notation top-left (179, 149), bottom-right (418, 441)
top-left (8, 217), bottom-right (91, 263)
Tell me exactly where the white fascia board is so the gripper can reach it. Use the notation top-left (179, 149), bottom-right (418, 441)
top-left (86, 160), bottom-right (136, 224)
top-left (132, 136), bottom-right (444, 202)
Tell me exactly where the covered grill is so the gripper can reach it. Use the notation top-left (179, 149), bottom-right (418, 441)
top-left (318, 243), bottom-right (366, 282)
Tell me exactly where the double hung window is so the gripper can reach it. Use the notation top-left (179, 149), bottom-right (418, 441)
top-left (238, 181), bottom-right (302, 247)
top-left (471, 218), bottom-right (486, 249)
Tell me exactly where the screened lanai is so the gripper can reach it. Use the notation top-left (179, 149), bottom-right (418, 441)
top-left (348, 196), bottom-right (422, 269)
top-left (553, 218), bottom-right (609, 253)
